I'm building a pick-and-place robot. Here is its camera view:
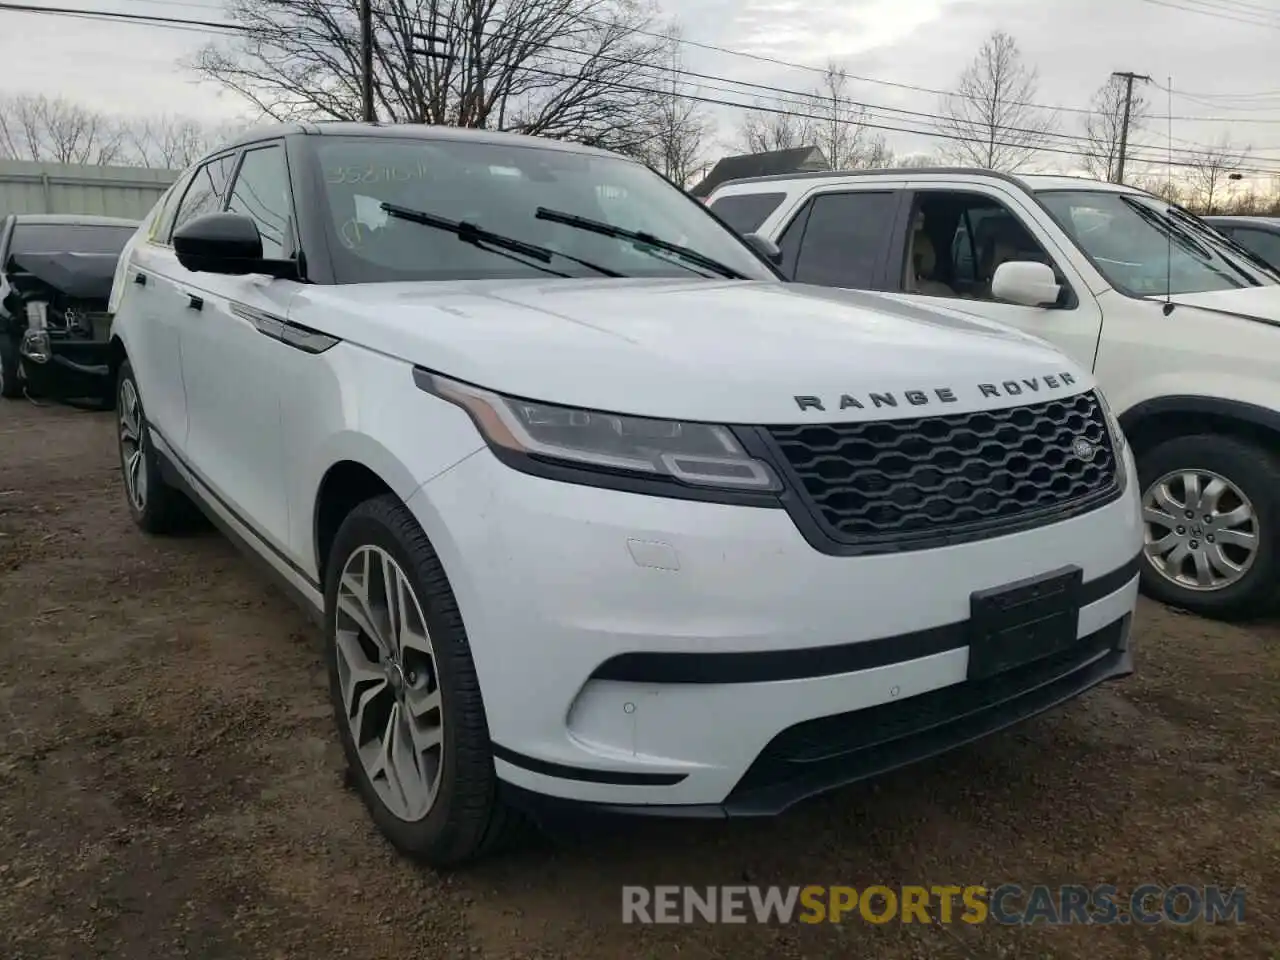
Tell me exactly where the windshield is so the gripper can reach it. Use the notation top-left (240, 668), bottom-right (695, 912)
top-left (1036, 189), bottom-right (1277, 296)
top-left (308, 135), bottom-right (776, 283)
top-left (10, 223), bottom-right (137, 257)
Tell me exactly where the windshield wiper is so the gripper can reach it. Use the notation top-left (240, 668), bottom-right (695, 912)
top-left (1165, 205), bottom-right (1280, 282)
top-left (534, 207), bottom-right (748, 280)
top-left (380, 203), bottom-right (623, 278)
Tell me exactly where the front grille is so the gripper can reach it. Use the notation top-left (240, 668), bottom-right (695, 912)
top-left (766, 391), bottom-right (1118, 548)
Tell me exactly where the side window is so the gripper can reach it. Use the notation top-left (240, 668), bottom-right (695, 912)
top-left (170, 155), bottom-right (236, 239)
top-left (708, 192), bottom-right (786, 235)
top-left (148, 173), bottom-right (191, 245)
top-left (791, 191), bottom-right (897, 289)
top-left (904, 191), bottom-right (1062, 303)
top-left (225, 145), bottom-right (293, 259)
top-left (1228, 227), bottom-right (1280, 270)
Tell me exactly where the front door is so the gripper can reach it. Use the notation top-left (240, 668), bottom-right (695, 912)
top-left (127, 157), bottom-right (238, 452)
top-left (176, 143), bottom-right (302, 553)
top-left (889, 185), bottom-right (1105, 371)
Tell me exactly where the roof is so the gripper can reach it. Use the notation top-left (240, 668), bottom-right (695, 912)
top-left (11, 214), bottom-right (139, 227)
top-left (1016, 174), bottom-right (1143, 194)
top-left (688, 146), bottom-right (829, 198)
top-left (1202, 214), bottom-right (1280, 229)
top-left (707, 166), bottom-right (1151, 199)
top-left (212, 121), bottom-right (623, 161)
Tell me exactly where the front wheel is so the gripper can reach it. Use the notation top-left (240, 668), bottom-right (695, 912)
top-left (1138, 434), bottom-right (1280, 620)
top-left (117, 360), bottom-right (194, 534)
top-left (324, 494), bottom-right (519, 867)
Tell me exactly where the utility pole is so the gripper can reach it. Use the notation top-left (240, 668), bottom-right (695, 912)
top-left (360, 0), bottom-right (375, 122)
top-left (1111, 70), bottom-right (1151, 184)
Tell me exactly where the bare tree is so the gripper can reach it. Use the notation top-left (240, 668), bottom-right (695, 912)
top-left (898, 152), bottom-right (939, 168)
top-left (1081, 76), bottom-right (1147, 183)
top-left (1134, 175), bottom-right (1183, 206)
top-left (1185, 137), bottom-right (1248, 214)
top-left (123, 116), bottom-right (231, 169)
top-left (860, 137), bottom-right (895, 168)
top-left (194, 0), bottom-right (674, 155)
top-left (809, 65), bottom-right (889, 170)
top-left (0, 94), bottom-right (124, 165)
top-left (637, 34), bottom-right (714, 185)
top-left (736, 108), bottom-right (815, 155)
top-left (734, 64), bottom-right (891, 169)
top-left (935, 31), bottom-right (1055, 172)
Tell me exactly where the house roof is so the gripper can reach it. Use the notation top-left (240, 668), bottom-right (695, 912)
top-left (688, 146), bottom-right (828, 198)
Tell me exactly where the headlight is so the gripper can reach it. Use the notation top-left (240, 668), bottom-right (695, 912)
top-left (1094, 389), bottom-right (1128, 490)
top-left (1094, 388), bottom-right (1127, 453)
top-left (420, 372), bottom-right (782, 493)
top-left (20, 328), bottom-right (51, 363)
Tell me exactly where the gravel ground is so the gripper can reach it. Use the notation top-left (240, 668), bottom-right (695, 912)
top-left (0, 398), bottom-right (1277, 960)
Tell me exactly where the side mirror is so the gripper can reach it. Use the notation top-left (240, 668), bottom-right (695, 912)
top-left (743, 232), bottom-right (783, 266)
top-left (991, 260), bottom-right (1061, 307)
top-left (173, 212), bottom-right (297, 280)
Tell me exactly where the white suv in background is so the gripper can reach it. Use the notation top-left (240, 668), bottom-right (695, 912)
top-left (109, 125), bottom-right (1140, 866)
top-left (709, 170), bottom-right (1280, 620)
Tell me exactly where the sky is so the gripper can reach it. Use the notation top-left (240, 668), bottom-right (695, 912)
top-left (1, 0), bottom-right (1279, 182)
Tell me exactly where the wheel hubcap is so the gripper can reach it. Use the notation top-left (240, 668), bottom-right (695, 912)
top-left (1142, 468), bottom-right (1259, 592)
top-left (118, 379), bottom-right (147, 512)
top-left (334, 544), bottom-right (444, 822)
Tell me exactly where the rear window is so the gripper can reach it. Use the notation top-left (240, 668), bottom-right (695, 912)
top-left (709, 192), bottom-right (786, 235)
top-left (11, 224), bottom-right (137, 256)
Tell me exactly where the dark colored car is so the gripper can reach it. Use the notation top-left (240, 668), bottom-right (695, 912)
top-left (0, 213), bottom-right (139, 404)
top-left (1202, 215), bottom-right (1280, 273)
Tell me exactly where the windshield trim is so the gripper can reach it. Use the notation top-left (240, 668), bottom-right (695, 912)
top-left (303, 133), bottom-right (783, 286)
top-left (1034, 187), bottom-right (1275, 301)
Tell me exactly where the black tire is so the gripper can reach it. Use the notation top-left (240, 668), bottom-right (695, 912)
top-left (0, 335), bottom-right (21, 399)
top-left (116, 359), bottom-right (195, 534)
top-left (324, 494), bottom-right (520, 867)
top-left (1136, 433), bottom-right (1280, 621)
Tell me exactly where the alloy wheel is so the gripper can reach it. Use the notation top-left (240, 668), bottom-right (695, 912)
top-left (119, 378), bottom-right (148, 512)
top-left (334, 544), bottom-right (445, 822)
top-left (1142, 468), bottom-right (1259, 592)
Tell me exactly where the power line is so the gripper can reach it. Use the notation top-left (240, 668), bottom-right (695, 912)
top-left (0, 0), bottom-right (237, 32)
top-left (1138, 0), bottom-right (1280, 30)
top-left (525, 42), bottom-right (1280, 170)
top-left (366, 11), bottom-right (1280, 165)
top-left (16, 0), bottom-right (1280, 129)
top-left (6, 1), bottom-right (1280, 174)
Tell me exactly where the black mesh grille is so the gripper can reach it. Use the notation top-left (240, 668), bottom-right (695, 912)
top-left (767, 391), bottom-right (1118, 546)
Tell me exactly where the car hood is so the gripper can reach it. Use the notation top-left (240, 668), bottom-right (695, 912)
top-left (6, 252), bottom-right (119, 301)
top-left (1161, 285), bottom-right (1280, 326)
top-left (300, 278), bottom-right (1094, 423)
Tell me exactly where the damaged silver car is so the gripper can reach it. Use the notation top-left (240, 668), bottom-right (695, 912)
top-left (0, 213), bottom-right (139, 405)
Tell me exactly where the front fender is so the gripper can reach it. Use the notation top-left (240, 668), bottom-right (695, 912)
top-left (1119, 392), bottom-right (1280, 439)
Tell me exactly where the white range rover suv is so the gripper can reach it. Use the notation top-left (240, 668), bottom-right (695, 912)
top-left (109, 124), bottom-right (1141, 866)
top-left (706, 170), bottom-right (1280, 620)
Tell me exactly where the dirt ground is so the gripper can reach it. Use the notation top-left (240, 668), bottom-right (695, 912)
top-left (0, 398), bottom-right (1277, 960)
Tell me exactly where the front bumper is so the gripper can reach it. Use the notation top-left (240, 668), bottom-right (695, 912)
top-left (18, 332), bottom-right (111, 397)
top-left (408, 443), bottom-right (1142, 813)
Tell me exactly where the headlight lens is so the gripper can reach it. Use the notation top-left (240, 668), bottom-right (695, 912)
top-left (424, 373), bottom-right (782, 492)
top-left (1094, 389), bottom-right (1128, 490)
top-left (1095, 389), bottom-right (1127, 453)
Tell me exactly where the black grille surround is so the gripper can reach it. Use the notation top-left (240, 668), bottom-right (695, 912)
top-left (748, 390), bottom-right (1121, 555)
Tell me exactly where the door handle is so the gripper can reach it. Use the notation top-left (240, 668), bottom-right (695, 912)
top-left (186, 294), bottom-right (203, 311)
top-left (133, 271), bottom-right (147, 286)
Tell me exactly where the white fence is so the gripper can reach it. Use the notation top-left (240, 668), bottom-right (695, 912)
top-left (0, 159), bottom-right (180, 222)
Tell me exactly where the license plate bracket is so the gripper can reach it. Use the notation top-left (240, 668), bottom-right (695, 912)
top-left (967, 565), bottom-right (1083, 680)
